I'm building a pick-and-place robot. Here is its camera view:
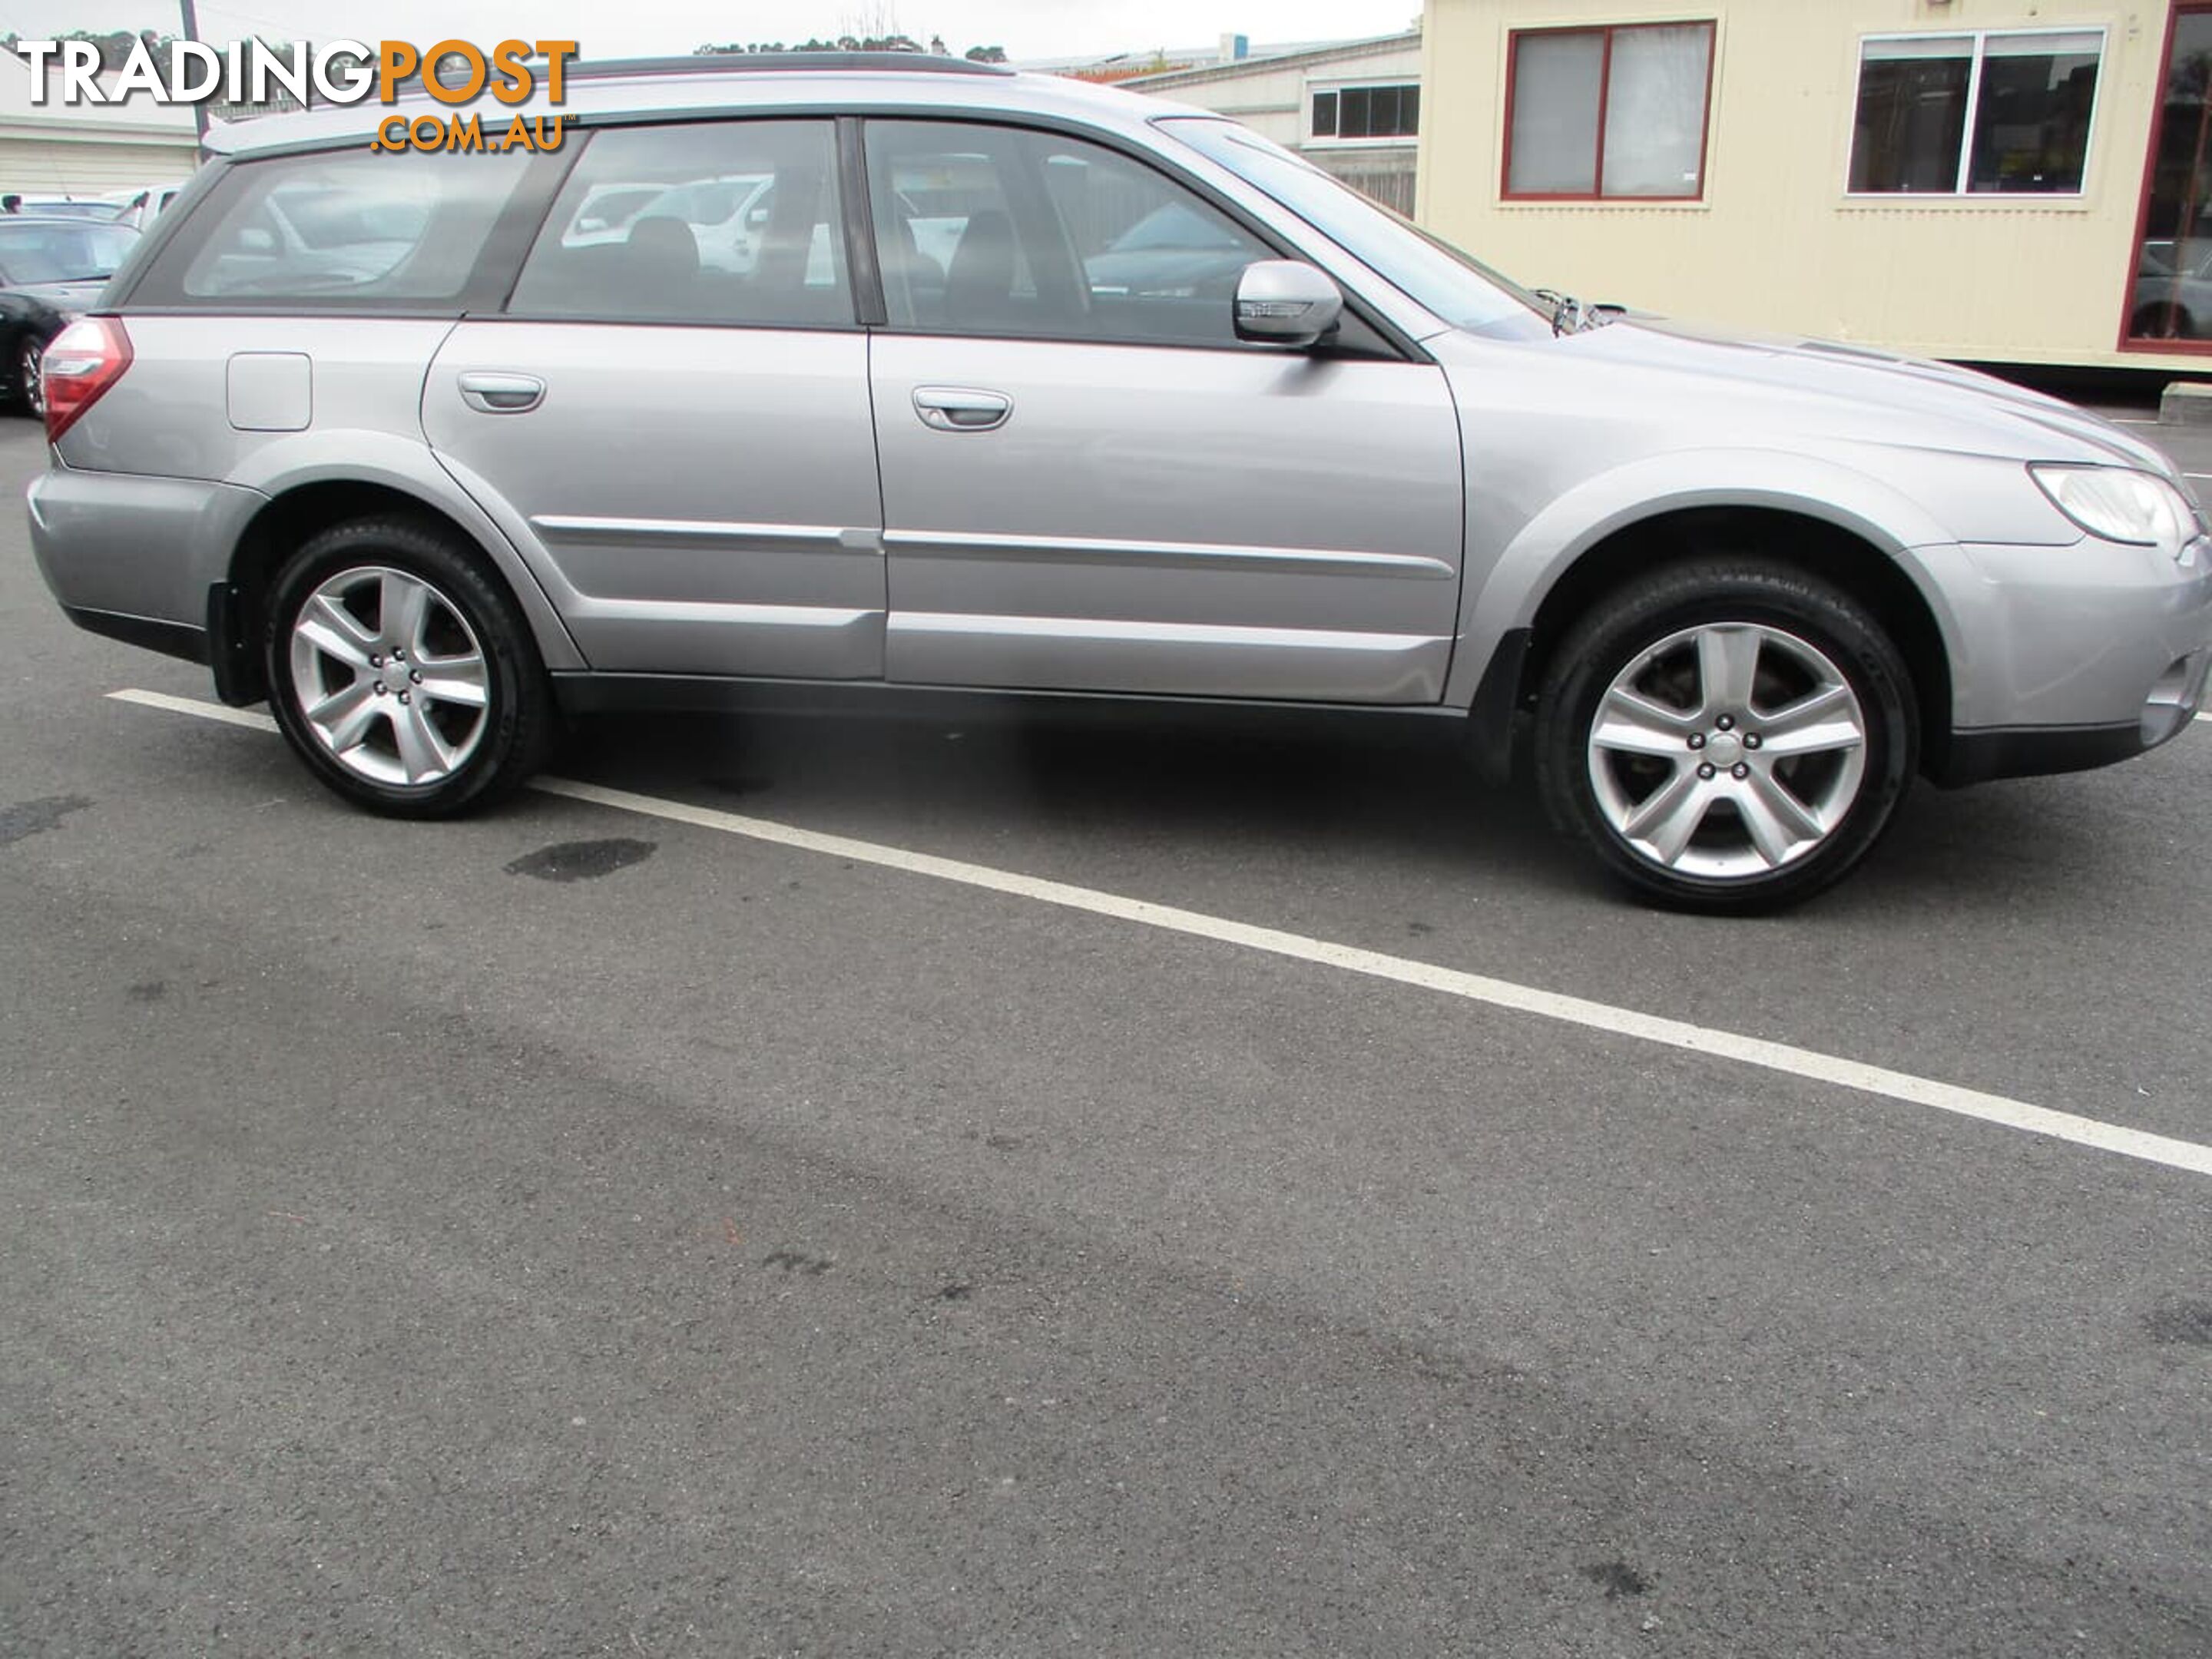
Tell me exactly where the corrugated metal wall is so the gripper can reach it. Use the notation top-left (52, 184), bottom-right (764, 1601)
top-left (0, 138), bottom-right (197, 196)
top-left (1313, 147), bottom-right (1419, 217)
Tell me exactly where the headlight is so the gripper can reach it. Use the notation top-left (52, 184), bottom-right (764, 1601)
top-left (2029, 464), bottom-right (2197, 555)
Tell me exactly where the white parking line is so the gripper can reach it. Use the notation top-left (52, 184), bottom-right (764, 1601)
top-left (111, 685), bottom-right (2212, 1180)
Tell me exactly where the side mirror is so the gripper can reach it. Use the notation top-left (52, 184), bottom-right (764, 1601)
top-left (236, 226), bottom-right (276, 254)
top-left (1233, 260), bottom-right (1343, 349)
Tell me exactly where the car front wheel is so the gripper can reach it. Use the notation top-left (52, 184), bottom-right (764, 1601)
top-left (1534, 559), bottom-right (1918, 912)
top-left (264, 517), bottom-right (554, 816)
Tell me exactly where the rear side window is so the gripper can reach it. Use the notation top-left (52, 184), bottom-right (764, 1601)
top-left (134, 147), bottom-right (532, 309)
top-left (505, 120), bottom-right (851, 329)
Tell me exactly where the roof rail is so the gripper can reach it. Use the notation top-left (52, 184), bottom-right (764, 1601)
top-left (562, 51), bottom-right (1016, 81)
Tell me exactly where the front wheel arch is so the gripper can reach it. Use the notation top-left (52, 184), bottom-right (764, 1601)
top-left (1485, 506), bottom-right (1950, 785)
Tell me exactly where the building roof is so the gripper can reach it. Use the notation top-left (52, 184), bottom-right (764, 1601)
top-left (1121, 31), bottom-right (1422, 92)
top-left (0, 46), bottom-right (198, 145)
top-left (1021, 38), bottom-right (1361, 79)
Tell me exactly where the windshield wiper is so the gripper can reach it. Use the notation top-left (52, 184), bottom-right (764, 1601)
top-left (1532, 288), bottom-right (1626, 336)
top-left (1532, 287), bottom-right (1581, 336)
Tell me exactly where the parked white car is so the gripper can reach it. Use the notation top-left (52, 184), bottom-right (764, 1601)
top-left (105, 184), bottom-right (187, 230)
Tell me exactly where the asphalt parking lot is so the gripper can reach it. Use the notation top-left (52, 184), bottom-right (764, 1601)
top-left (3, 404), bottom-right (2210, 1657)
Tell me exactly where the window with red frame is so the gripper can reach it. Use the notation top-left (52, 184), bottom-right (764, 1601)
top-left (1505, 22), bottom-right (1716, 200)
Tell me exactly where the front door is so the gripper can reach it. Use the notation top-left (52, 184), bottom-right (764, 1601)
top-left (424, 117), bottom-right (884, 680)
top-left (863, 119), bottom-right (1465, 704)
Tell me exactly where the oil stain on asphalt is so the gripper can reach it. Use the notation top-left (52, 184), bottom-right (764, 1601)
top-left (1582, 1560), bottom-right (1653, 1599)
top-left (0, 794), bottom-right (92, 847)
top-left (2147, 1299), bottom-right (2212, 1347)
top-left (504, 838), bottom-right (657, 882)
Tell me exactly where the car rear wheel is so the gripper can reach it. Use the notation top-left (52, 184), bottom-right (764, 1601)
top-left (264, 517), bottom-right (554, 816)
top-left (1534, 559), bottom-right (1917, 912)
top-left (16, 336), bottom-right (44, 419)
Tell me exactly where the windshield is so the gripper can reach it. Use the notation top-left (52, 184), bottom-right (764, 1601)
top-left (1159, 117), bottom-right (1550, 339)
top-left (0, 220), bottom-right (137, 284)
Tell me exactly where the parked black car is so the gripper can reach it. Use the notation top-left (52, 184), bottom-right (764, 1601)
top-left (0, 217), bottom-right (138, 418)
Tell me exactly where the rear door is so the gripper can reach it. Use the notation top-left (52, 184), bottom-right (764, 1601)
top-left (863, 119), bottom-right (1465, 704)
top-left (423, 118), bottom-right (884, 680)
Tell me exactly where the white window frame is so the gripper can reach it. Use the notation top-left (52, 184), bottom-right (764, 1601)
top-left (1306, 75), bottom-right (1422, 147)
top-left (1846, 25), bottom-right (2106, 200)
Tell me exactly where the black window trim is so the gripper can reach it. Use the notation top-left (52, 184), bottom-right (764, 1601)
top-left (117, 106), bottom-right (1431, 359)
top-left (1308, 80), bottom-right (1421, 144)
top-left (836, 114), bottom-right (888, 327)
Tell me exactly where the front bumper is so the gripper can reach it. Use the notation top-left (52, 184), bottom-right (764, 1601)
top-left (1926, 531), bottom-right (2212, 783)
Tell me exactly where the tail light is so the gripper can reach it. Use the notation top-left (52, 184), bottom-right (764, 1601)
top-left (41, 316), bottom-right (133, 444)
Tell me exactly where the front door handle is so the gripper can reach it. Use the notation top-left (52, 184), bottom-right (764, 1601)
top-left (457, 371), bottom-right (545, 413)
top-left (913, 386), bottom-right (1012, 432)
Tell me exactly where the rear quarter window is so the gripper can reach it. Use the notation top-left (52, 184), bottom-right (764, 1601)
top-left (128, 147), bottom-right (536, 311)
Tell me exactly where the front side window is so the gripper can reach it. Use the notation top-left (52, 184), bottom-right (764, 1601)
top-left (1505, 22), bottom-right (1716, 200)
top-left (508, 120), bottom-right (849, 327)
top-left (149, 147), bottom-right (528, 306)
top-left (866, 120), bottom-right (1269, 348)
top-left (1849, 31), bottom-right (2102, 194)
top-left (1311, 83), bottom-right (1421, 142)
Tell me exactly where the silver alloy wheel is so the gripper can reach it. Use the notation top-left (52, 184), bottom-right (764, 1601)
top-left (1586, 621), bottom-right (1869, 880)
top-left (287, 565), bottom-right (491, 787)
top-left (18, 339), bottom-right (42, 418)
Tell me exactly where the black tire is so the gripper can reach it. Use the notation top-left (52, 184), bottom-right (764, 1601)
top-left (1532, 558), bottom-right (1918, 913)
top-left (15, 333), bottom-right (45, 419)
top-left (263, 516), bottom-right (555, 817)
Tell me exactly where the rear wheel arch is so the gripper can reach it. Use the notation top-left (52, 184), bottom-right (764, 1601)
top-left (1489, 505), bottom-right (1954, 783)
top-left (219, 479), bottom-right (574, 705)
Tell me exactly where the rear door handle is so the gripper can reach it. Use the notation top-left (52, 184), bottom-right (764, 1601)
top-left (457, 371), bottom-right (545, 413)
top-left (913, 386), bottom-right (1012, 432)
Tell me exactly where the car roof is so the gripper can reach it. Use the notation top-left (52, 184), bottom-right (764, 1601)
top-left (0, 214), bottom-right (134, 228)
top-left (206, 55), bottom-right (1202, 160)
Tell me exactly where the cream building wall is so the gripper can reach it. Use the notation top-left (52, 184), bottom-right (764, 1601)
top-left (1418, 0), bottom-right (2176, 368)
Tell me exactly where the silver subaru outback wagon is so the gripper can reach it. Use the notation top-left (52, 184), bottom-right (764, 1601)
top-left (28, 55), bottom-right (2212, 910)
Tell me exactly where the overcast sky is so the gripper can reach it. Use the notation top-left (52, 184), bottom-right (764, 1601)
top-left (10, 2), bottom-right (1424, 60)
